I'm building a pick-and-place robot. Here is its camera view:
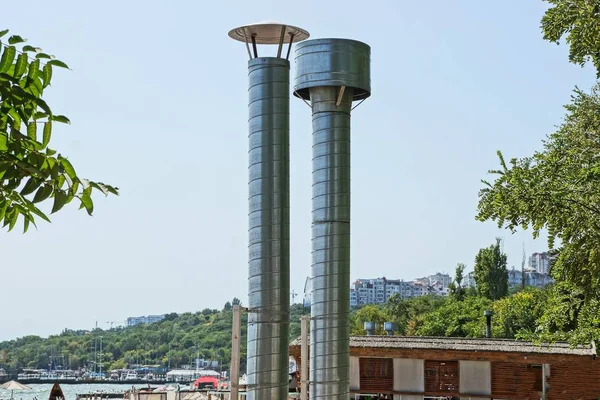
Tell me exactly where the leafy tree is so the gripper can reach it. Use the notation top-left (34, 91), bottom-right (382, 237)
top-left (541, 0), bottom-right (600, 76)
top-left (473, 239), bottom-right (508, 300)
top-left (478, 85), bottom-right (600, 296)
top-left (0, 308), bottom-right (250, 374)
top-left (223, 301), bottom-right (232, 311)
top-left (492, 288), bottom-right (547, 339)
top-left (350, 305), bottom-right (389, 336)
top-left (0, 29), bottom-right (117, 232)
top-left (386, 294), bottom-right (447, 335)
top-left (289, 303), bottom-right (307, 341)
top-left (519, 281), bottom-right (600, 345)
top-left (413, 296), bottom-right (492, 338)
top-left (448, 263), bottom-right (466, 301)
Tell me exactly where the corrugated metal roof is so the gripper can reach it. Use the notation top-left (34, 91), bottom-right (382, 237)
top-left (289, 335), bottom-right (596, 357)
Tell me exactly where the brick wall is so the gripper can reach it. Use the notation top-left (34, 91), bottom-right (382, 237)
top-left (492, 362), bottom-right (541, 399)
top-left (548, 361), bottom-right (600, 399)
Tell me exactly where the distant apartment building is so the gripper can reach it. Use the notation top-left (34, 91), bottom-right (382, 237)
top-left (349, 274), bottom-right (452, 307)
top-left (465, 268), bottom-right (553, 290)
top-left (464, 271), bottom-right (476, 288)
top-left (427, 272), bottom-right (452, 288)
top-left (127, 314), bottom-right (166, 327)
top-left (508, 267), bottom-right (554, 288)
top-left (529, 252), bottom-right (551, 274)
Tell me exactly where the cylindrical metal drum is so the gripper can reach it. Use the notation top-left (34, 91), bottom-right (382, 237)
top-left (247, 56), bottom-right (290, 400)
top-left (293, 38), bottom-right (371, 101)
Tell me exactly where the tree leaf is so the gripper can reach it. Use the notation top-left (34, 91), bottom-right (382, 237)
top-left (21, 177), bottom-right (42, 196)
top-left (28, 206), bottom-right (49, 224)
top-left (90, 182), bottom-right (109, 195)
top-left (0, 29), bottom-right (9, 38)
top-left (42, 121), bottom-right (51, 147)
top-left (8, 35), bottom-right (26, 45)
top-left (59, 157), bottom-right (76, 180)
top-left (13, 53), bottom-right (28, 79)
top-left (23, 214), bottom-right (30, 233)
top-left (41, 63), bottom-right (52, 88)
top-left (0, 132), bottom-right (7, 151)
top-left (0, 45), bottom-right (16, 73)
top-left (51, 115), bottom-right (70, 124)
top-left (33, 185), bottom-right (53, 203)
top-left (27, 122), bottom-right (36, 141)
top-left (51, 190), bottom-right (68, 213)
top-left (33, 111), bottom-right (48, 120)
top-left (27, 59), bottom-right (40, 82)
top-left (35, 98), bottom-right (52, 115)
top-left (97, 182), bottom-right (119, 196)
top-left (22, 45), bottom-right (38, 52)
top-left (8, 207), bottom-right (19, 231)
top-left (2, 208), bottom-right (11, 228)
top-left (47, 59), bottom-right (69, 69)
top-left (0, 202), bottom-right (9, 221)
top-left (35, 53), bottom-right (52, 60)
top-left (80, 191), bottom-right (94, 216)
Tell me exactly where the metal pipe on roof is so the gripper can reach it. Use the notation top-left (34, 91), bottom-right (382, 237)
top-left (484, 310), bottom-right (493, 338)
top-left (364, 322), bottom-right (376, 336)
top-left (294, 38), bottom-right (371, 400)
top-left (384, 322), bottom-right (397, 336)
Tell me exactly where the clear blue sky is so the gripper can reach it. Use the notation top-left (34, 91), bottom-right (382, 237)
top-left (1, 0), bottom-right (596, 341)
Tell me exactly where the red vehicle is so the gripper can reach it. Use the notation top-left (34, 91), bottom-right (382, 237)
top-left (192, 376), bottom-right (220, 390)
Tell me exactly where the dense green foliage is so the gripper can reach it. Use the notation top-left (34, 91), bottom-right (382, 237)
top-left (473, 239), bottom-right (508, 300)
top-left (0, 302), bottom-right (307, 374)
top-left (0, 29), bottom-right (117, 232)
top-left (475, 0), bottom-right (600, 344)
top-left (542, 0), bottom-right (600, 76)
top-left (477, 85), bottom-right (600, 343)
top-left (349, 288), bottom-right (550, 341)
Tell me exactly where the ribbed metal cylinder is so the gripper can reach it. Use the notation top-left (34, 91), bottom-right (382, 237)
top-left (293, 38), bottom-right (370, 400)
top-left (247, 57), bottom-right (290, 400)
top-left (309, 86), bottom-right (354, 400)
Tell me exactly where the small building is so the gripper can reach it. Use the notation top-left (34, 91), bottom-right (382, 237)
top-left (126, 314), bottom-right (166, 327)
top-left (289, 335), bottom-right (600, 399)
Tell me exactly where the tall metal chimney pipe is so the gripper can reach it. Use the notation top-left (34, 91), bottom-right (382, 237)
top-left (484, 310), bottom-right (493, 338)
top-left (228, 21), bottom-right (309, 400)
top-left (294, 39), bottom-right (371, 400)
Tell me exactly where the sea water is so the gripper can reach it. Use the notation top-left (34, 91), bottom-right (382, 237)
top-left (0, 384), bottom-right (158, 400)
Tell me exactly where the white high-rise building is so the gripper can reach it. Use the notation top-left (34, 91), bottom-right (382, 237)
top-left (529, 252), bottom-right (550, 274)
top-left (349, 275), bottom-right (451, 306)
top-left (427, 272), bottom-right (452, 288)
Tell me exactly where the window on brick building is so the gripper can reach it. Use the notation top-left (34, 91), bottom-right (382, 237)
top-left (424, 360), bottom-right (459, 394)
top-left (359, 357), bottom-right (394, 393)
top-left (528, 364), bottom-right (543, 392)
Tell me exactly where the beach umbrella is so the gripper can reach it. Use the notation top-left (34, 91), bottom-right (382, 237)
top-left (0, 380), bottom-right (31, 399)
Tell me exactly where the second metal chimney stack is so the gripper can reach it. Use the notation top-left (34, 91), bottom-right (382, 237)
top-left (229, 21), bottom-right (309, 400)
top-left (294, 39), bottom-right (371, 400)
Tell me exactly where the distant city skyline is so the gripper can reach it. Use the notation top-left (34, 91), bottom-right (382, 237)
top-left (1, 248), bottom-right (553, 339)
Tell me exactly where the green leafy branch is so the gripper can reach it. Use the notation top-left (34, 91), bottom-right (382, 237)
top-left (0, 29), bottom-right (118, 233)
